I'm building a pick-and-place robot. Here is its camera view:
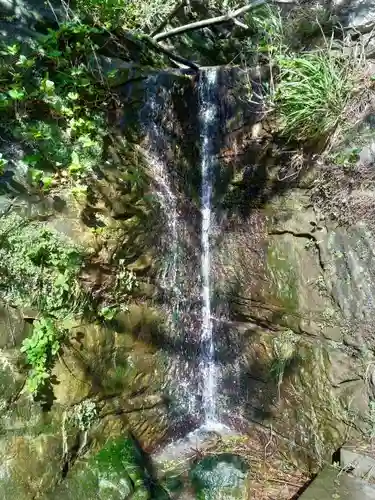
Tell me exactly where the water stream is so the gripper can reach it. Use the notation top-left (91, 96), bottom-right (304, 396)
top-left (146, 69), bottom-right (222, 433)
top-left (145, 75), bottom-right (200, 422)
top-left (199, 68), bottom-right (219, 426)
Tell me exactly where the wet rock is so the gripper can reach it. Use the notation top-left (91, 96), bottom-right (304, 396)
top-left (189, 454), bottom-right (249, 500)
top-left (0, 433), bottom-right (63, 500)
top-left (0, 0), bottom-right (68, 24)
top-left (0, 316), bottom-right (170, 499)
top-left (213, 185), bottom-right (373, 468)
top-left (0, 301), bottom-right (31, 348)
top-left (321, 224), bottom-right (375, 327)
top-left (50, 436), bottom-right (155, 500)
top-left (333, 0), bottom-right (375, 31)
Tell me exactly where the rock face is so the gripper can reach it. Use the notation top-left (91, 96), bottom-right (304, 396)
top-left (211, 181), bottom-right (374, 467)
top-left (50, 436), bottom-right (160, 500)
top-left (0, 303), bottom-right (169, 499)
top-left (208, 88), bottom-right (375, 467)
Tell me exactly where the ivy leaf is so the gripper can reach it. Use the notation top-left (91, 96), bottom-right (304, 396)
top-left (29, 168), bottom-right (43, 185)
top-left (40, 78), bottom-right (55, 94)
top-left (67, 92), bottom-right (79, 101)
top-left (1, 43), bottom-right (19, 56)
top-left (16, 54), bottom-right (34, 68)
top-left (47, 50), bottom-right (62, 58)
top-left (42, 176), bottom-right (53, 191)
top-left (8, 88), bottom-right (25, 100)
top-left (24, 154), bottom-right (41, 166)
top-left (54, 273), bottom-right (70, 291)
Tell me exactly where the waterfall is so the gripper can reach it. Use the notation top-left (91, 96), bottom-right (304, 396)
top-left (144, 76), bottom-right (200, 421)
top-left (145, 78), bottom-right (179, 293)
top-left (144, 69), bottom-right (223, 430)
top-left (199, 68), bottom-right (219, 426)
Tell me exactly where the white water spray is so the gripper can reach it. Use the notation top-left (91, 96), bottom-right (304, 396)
top-left (199, 68), bottom-right (218, 425)
top-left (147, 152), bottom-right (178, 291)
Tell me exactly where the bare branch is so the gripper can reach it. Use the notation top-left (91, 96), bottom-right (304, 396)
top-left (233, 18), bottom-right (249, 29)
top-left (143, 36), bottom-right (199, 70)
top-left (153, 0), bottom-right (267, 42)
top-left (151, 0), bottom-right (188, 37)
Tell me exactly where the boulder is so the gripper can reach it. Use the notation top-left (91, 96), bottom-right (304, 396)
top-left (332, 0), bottom-right (375, 31)
top-left (49, 436), bottom-right (156, 500)
top-left (189, 454), bottom-right (250, 500)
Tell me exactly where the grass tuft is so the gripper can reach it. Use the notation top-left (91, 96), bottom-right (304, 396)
top-left (275, 51), bottom-right (355, 144)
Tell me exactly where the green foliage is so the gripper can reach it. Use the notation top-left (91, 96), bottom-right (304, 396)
top-left (98, 305), bottom-right (119, 321)
top-left (20, 317), bottom-right (65, 395)
top-left (76, 0), bottom-right (176, 30)
top-left (240, 4), bottom-right (356, 145)
top-left (0, 21), bottom-right (107, 193)
top-left (269, 330), bottom-right (298, 395)
top-left (116, 264), bottom-right (138, 296)
top-left (244, 4), bottom-right (335, 59)
top-left (244, 4), bottom-right (285, 57)
top-left (274, 51), bottom-right (354, 143)
top-left (331, 146), bottom-right (361, 170)
top-left (0, 153), bottom-right (7, 174)
top-left (0, 213), bottom-right (88, 395)
top-left (0, 213), bottom-right (85, 316)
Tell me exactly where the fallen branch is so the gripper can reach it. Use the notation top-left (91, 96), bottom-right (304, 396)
top-left (151, 0), bottom-right (188, 37)
top-left (153, 0), bottom-right (267, 42)
top-left (144, 36), bottom-right (199, 70)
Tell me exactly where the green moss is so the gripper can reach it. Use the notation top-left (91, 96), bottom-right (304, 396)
top-left (51, 437), bottom-right (154, 499)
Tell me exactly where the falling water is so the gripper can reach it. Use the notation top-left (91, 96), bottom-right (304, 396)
top-left (147, 153), bottom-right (178, 291)
top-left (144, 76), bottom-right (199, 419)
top-left (145, 83), bottom-right (178, 291)
top-left (199, 68), bottom-right (219, 425)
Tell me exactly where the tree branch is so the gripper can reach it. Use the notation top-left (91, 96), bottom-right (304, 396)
top-left (143, 36), bottom-right (199, 70)
top-left (150, 0), bottom-right (188, 37)
top-left (153, 0), bottom-right (267, 42)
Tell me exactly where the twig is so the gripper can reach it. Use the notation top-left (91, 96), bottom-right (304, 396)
top-left (266, 477), bottom-right (303, 488)
top-left (153, 0), bottom-right (267, 42)
top-left (264, 425), bottom-right (274, 462)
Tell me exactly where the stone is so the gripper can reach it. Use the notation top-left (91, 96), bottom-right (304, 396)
top-left (50, 436), bottom-right (154, 500)
top-left (189, 454), bottom-right (250, 500)
top-left (0, 0), bottom-right (69, 25)
top-left (51, 348), bottom-right (91, 406)
top-left (332, 0), bottom-right (375, 31)
top-left (0, 433), bottom-right (63, 500)
top-left (213, 186), bottom-right (372, 468)
top-left (299, 466), bottom-right (375, 499)
top-left (320, 223), bottom-right (375, 333)
top-left (340, 440), bottom-right (375, 481)
top-left (0, 302), bottom-right (31, 348)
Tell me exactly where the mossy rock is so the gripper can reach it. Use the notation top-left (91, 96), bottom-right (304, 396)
top-left (51, 436), bottom-right (153, 500)
top-left (189, 454), bottom-right (249, 500)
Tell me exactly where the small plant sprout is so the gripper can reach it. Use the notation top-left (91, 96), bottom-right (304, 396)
top-left (0, 154), bottom-right (8, 174)
top-left (99, 305), bottom-right (119, 321)
top-left (20, 317), bottom-right (65, 396)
